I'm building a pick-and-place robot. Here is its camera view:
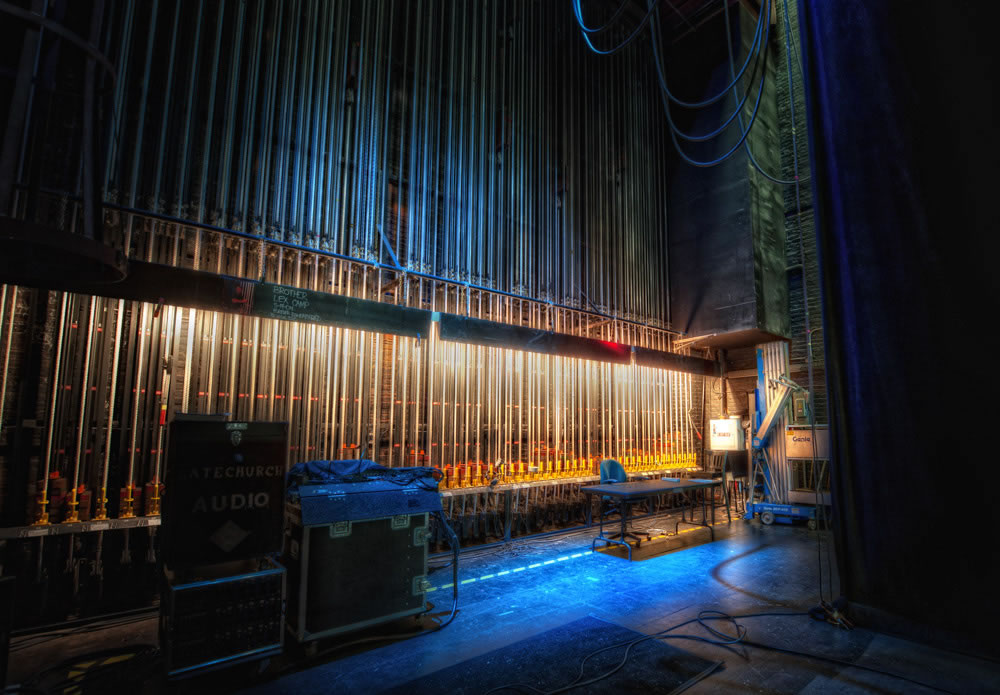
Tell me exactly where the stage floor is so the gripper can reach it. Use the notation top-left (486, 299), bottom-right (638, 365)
top-left (9, 516), bottom-right (999, 694)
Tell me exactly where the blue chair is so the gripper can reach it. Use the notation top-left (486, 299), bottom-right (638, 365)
top-left (600, 458), bottom-right (627, 485)
top-left (593, 459), bottom-right (648, 556)
top-left (598, 459), bottom-right (628, 521)
top-left (600, 459), bottom-right (647, 521)
top-left (598, 459), bottom-right (627, 519)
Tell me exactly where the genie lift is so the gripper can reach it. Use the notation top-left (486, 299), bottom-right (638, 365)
top-left (745, 351), bottom-right (818, 529)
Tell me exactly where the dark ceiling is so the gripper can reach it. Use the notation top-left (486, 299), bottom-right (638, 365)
top-left (612, 0), bottom-right (761, 42)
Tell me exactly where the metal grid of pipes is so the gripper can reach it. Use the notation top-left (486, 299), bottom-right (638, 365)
top-left (0, 0), bottom-right (717, 622)
top-left (0, 209), bottom-right (700, 526)
top-left (0, 0), bottom-right (698, 523)
top-left (98, 0), bottom-right (673, 324)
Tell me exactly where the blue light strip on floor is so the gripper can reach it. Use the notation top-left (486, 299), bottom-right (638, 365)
top-left (426, 550), bottom-right (596, 592)
top-left (424, 520), bottom-right (728, 592)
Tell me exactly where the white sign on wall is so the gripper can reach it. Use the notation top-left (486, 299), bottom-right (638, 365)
top-left (709, 418), bottom-right (745, 451)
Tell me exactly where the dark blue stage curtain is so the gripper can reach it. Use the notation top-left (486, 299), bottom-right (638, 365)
top-left (798, 0), bottom-right (998, 657)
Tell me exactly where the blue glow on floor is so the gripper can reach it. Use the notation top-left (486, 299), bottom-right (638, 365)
top-left (427, 549), bottom-right (599, 592)
top-left (242, 521), bottom-right (1000, 695)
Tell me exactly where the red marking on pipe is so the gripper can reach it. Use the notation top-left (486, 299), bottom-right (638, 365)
top-left (71, 323), bottom-right (78, 328)
top-left (218, 392), bottom-right (226, 397)
top-left (64, 385), bottom-right (71, 390)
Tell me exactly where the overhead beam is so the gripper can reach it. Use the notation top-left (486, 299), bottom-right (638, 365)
top-left (438, 314), bottom-right (632, 364)
top-left (9, 260), bottom-right (719, 375)
top-left (632, 346), bottom-right (721, 377)
top-left (11, 260), bottom-right (434, 338)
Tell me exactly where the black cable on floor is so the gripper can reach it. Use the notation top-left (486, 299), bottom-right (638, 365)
top-left (16, 644), bottom-right (161, 695)
top-left (484, 611), bottom-right (958, 695)
top-left (11, 605), bottom-right (157, 638)
top-left (9, 612), bottom-right (157, 653)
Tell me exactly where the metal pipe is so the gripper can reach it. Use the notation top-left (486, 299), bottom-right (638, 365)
top-left (121, 300), bottom-right (149, 518)
top-left (0, 285), bottom-right (17, 442)
top-left (95, 298), bottom-right (124, 520)
top-left (36, 293), bottom-right (69, 524)
top-left (65, 296), bottom-right (97, 521)
top-left (126, 0), bottom-right (159, 207)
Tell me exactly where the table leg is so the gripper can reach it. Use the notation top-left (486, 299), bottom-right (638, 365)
top-left (504, 489), bottom-right (513, 542)
top-left (674, 487), bottom-right (716, 541)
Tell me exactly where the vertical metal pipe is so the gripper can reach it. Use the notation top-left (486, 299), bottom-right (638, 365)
top-left (36, 293), bottom-right (69, 524)
top-left (0, 286), bottom-right (17, 440)
top-left (94, 298), bottom-right (124, 520)
top-left (66, 296), bottom-right (98, 521)
top-left (126, 0), bottom-right (160, 207)
top-left (148, 0), bottom-right (182, 210)
top-left (122, 301), bottom-right (149, 518)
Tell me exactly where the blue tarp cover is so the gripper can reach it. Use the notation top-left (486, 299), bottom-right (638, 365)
top-left (286, 459), bottom-right (438, 498)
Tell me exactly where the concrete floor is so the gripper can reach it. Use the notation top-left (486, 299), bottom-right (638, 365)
top-left (8, 516), bottom-right (1000, 694)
